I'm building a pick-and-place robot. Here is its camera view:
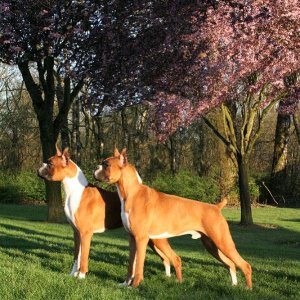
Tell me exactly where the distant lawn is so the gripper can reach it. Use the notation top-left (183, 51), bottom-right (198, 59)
top-left (0, 204), bottom-right (299, 300)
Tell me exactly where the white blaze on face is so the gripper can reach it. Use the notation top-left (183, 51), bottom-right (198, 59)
top-left (39, 163), bottom-right (47, 172)
top-left (38, 163), bottom-right (49, 178)
top-left (94, 165), bottom-right (103, 179)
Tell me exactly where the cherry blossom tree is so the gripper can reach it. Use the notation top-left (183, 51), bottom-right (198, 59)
top-left (150, 0), bottom-right (300, 225)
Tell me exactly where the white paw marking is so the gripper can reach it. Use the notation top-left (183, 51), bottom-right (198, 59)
top-left (164, 262), bottom-right (171, 277)
top-left (230, 269), bottom-right (238, 286)
top-left (78, 272), bottom-right (86, 279)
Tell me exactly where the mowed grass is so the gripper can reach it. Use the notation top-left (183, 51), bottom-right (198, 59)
top-left (0, 205), bottom-right (299, 300)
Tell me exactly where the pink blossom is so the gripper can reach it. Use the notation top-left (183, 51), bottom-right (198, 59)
top-left (151, 0), bottom-right (299, 138)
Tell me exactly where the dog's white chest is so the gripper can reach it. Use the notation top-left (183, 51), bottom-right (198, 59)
top-left (121, 209), bottom-right (131, 232)
top-left (116, 186), bottom-right (131, 232)
top-left (63, 167), bottom-right (87, 226)
top-left (64, 193), bottom-right (82, 224)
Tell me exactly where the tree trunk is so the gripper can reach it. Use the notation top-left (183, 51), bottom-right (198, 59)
top-left (39, 119), bottom-right (66, 223)
top-left (60, 118), bottom-right (70, 150)
top-left (219, 143), bottom-right (237, 202)
top-left (71, 97), bottom-right (81, 164)
top-left (237, 154), bottom-right (253, 225)
top-left (168, 135), bottom-right (178, 175)
top-left (293, 112), bottom-right (300, 145)
top-left (18, 60), bottom-right (65, 223)
top-left (271, 113), bottom-right (291, 199)
top-left (94, 116), bottom-right (104, 160)
top-left (214, 110), bottom-right (237, 202)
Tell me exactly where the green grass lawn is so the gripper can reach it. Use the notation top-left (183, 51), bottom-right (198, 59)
top-left (0, 204), bottom-right (299, 300)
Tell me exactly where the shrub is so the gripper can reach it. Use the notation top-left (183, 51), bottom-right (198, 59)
top-left (146, 170), bottom-right (220, 204)
top-left (0, 170), bottom-right (45, 203)
top-left (227, 176), bottom-right (260, 205)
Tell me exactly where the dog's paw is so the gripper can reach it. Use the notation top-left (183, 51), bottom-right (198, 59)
top-left (70, 260), bottom-right (79, 277)
top-left (70, 271), bottom-right (79, 277)
top-left (119, 278), bottom-right (133, 287)
top-left (131, 275), bottom-right (143, 288)
top-left (78, 272), bottom-right (86, 279)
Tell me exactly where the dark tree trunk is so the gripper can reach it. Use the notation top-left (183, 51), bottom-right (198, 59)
top-left (167, 135), bottom-right (178, 175)
top-left (56, 76), bottom-right (70, 150)
top-left (18, 59), bottom-right (65, 223)
top-left (121, 110), bottom-right (129, 149)
top-left (94, 116), bottom-right (104, 160)
top-left (71, 97), bottom-right (81, 164)
top-left (271, 113), bottom-right (291, 198)
top-left (237, 154), bottom-right (253, 225)
top-left (38, 113), bottom-right (65, 223)
top-left (293, 112), bottom-right (300, 145)
top-left (60, 118), bottom-right (70, 150)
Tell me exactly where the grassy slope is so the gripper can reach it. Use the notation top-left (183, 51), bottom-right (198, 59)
top-left (0, 204), bottom-right (299, 300)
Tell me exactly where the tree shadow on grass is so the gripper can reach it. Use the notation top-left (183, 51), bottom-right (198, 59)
top-left (0, 222), bottom-right (73, 242)
top-left (0, 204), bottom-right (299, 290)
top-left (0, 204), bottom-right (47, 221)
top-left (280, 218), bottom-right (300, 222)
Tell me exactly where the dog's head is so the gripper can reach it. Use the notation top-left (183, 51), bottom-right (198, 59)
top-left (37, 145), bottom-right (72, 181)
top-left (94, 147), bottom-right (127, 184)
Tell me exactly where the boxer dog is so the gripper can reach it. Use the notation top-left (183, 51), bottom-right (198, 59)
top-left (38, 146), bottom-right (182, 284)
top-left (93, 148), bottom-right (252, 289)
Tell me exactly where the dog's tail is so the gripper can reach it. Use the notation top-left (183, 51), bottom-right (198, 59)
top-left (216, 197), bottom-right (228, 210)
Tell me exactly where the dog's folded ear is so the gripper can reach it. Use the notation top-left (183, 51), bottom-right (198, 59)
top-left (62, 147), bottom-right (70, 166)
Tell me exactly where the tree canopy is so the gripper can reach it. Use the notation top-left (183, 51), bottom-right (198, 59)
top-left (150, 0), bottom-right (300, 139)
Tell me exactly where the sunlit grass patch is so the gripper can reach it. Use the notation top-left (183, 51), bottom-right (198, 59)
top-left (0, 205), bottom-right (299, 299)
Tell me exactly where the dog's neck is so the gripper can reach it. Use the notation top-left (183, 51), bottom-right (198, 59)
top-left (116, 164), bottom-right (141, 201)
top-left (62, 161), bottom-right (88, 197)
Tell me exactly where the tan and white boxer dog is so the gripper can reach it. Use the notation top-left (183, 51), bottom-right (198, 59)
top-left (94, 148), bottom-right (252, 289)
top-left (38, 146), bottom-right (182, 284)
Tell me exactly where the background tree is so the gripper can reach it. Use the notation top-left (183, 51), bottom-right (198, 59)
top-left (149, 0), bottom-right (300, 225)
top-left (271, 78), bottom-right (300, 199)
top-left (1, 1), bottom-right (299, 223)
top-left (0, 65), bottom-right (40, 170)
top-left (0, 1), bottom-right (101, 221)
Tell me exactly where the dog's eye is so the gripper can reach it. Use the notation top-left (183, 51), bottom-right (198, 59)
top-left (102, 161), bottom-right (109, 169)
top-left (47, 161), bottom-right (53, 168)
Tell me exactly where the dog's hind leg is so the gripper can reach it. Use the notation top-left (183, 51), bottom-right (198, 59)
top-left (148, 239), bottom-right (171, 277)
top-left (150, 239), bottom-right (182, 282)
top-left (201, 234), bottom-right (237, 285)
top-left (208, 229), bottom-right (252, 289)
top-left (219, 244), bottom-right (252, 289)
top-left (70, 228), bottom-right (81, 277)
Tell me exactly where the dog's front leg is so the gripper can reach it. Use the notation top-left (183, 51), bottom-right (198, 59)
top-left (131, 235), bottom-right (149, 288)
top-left (121, 234), bottom-right (136, 286)
top-left (70, 228), bottom-right (81, 277)
top-left (78, 231), bottom-right (93, 279)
